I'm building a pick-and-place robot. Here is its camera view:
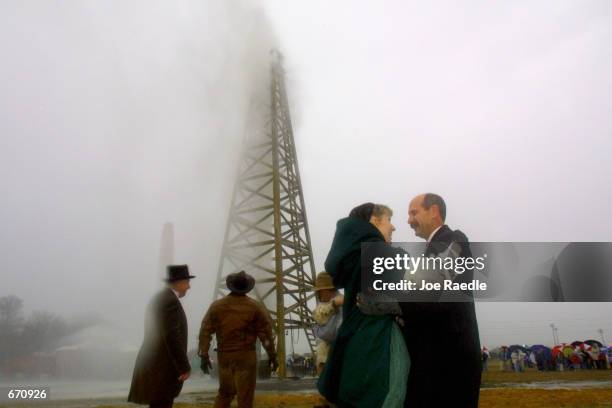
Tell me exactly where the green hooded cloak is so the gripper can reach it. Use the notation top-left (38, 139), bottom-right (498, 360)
top-left (317, 217), bottom-right (409, 407)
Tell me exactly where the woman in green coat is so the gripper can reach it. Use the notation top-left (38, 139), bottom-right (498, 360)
top-left (318, 203), bottom-right (409, 407)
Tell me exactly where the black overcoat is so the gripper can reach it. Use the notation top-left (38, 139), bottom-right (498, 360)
top-left (400, 225), bottom-right (482, 408)
top-left (128, 288), bottom-right (190, 404)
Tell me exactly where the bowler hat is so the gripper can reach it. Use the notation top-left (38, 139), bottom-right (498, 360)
top-left (165, 264), bottom-right (196, 282)
top-left (226, 270), bottom-right (255, 294)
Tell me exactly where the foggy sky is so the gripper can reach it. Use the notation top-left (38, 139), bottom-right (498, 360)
top-left (1, 0), bottom-right (611, 353)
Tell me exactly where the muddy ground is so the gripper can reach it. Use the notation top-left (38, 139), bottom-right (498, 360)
top-left (2, 368), bottom-right (611, 407)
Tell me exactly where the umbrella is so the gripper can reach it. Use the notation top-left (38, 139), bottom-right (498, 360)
top-left (530, 344), bottom-right (550, 352)
top-left (584, 339), bottom-right (604, 348)
top-left (508, 345), bottom-right (530, 354)
top-left (552, 344), bottom-right (565, 358)
top-left (563, 345), bottom-right (575, 358)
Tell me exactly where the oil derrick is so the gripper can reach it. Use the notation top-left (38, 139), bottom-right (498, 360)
top-left (215, 51), bottom-right (317, 379)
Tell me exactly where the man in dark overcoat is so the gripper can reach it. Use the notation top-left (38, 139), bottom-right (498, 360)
top-left (128, 264), bottom-right (195, 408)
top-left (401, 193), bottom-right (482, 407)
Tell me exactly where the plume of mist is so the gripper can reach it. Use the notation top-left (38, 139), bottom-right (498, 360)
top-left (0, 0), bottom-right (280, 352)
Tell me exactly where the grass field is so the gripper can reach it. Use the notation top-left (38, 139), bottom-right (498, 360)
top-left (482, 364), bottom-right (612, 385)
top-left (4, 365), bottom-right (611, 408)
top-left (93, 368), bottom-right (612, 408)
top-left (93, 388), bottom-right (612, 408)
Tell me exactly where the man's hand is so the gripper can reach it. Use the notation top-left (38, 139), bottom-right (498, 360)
top-left (269, 356), bottom-right (279, 372)
top-left (332, 294), bottom-right (344, 307)
top-left (178, 370), bottom-right (191, 382)
top-left (200, 353), bottom-right (213, 374)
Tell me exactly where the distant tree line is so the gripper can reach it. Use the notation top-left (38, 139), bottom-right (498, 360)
top-left (0, 295), bottom-right (94, 374)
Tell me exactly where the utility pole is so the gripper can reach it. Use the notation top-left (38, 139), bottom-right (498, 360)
top-left (550, 323), bottom-right (558, 345)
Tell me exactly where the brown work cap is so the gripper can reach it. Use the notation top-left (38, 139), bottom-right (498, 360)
top-left (314, 272), bottom-right (335, 291)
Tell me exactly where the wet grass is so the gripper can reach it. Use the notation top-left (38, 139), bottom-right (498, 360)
top-left (96, 394), bottom-right (323, 408)
top-left (482, 366), bottom-right (612, 387)
top-left (480, 388), bottom-right (612, 407)
top-left (93, 388), bottom-right (612, 408)
top-left (6, 366), bottom-right (612, 407)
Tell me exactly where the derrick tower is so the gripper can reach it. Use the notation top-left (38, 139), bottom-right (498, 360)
top-left (215, 51), bottom-right (316, 378)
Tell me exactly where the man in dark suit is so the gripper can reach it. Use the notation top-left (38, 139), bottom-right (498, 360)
top-left (401, 193), bottom-right (481, 407)
top-left (128, 265), bottom-right (195, 408)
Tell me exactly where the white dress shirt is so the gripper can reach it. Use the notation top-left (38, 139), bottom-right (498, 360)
top-left (427, 225), bottom-right (443, 243)
top-left (171, 287), bottom-right (181, 301)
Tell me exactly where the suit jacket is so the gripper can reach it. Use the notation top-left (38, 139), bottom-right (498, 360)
top-left (400, 225), bottom-right (482, 408)
top-left (128, 288), bottom-right (190, 404)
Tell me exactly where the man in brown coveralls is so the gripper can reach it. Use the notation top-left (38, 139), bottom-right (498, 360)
top-left (199, 270), bottom-right (278, 408)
